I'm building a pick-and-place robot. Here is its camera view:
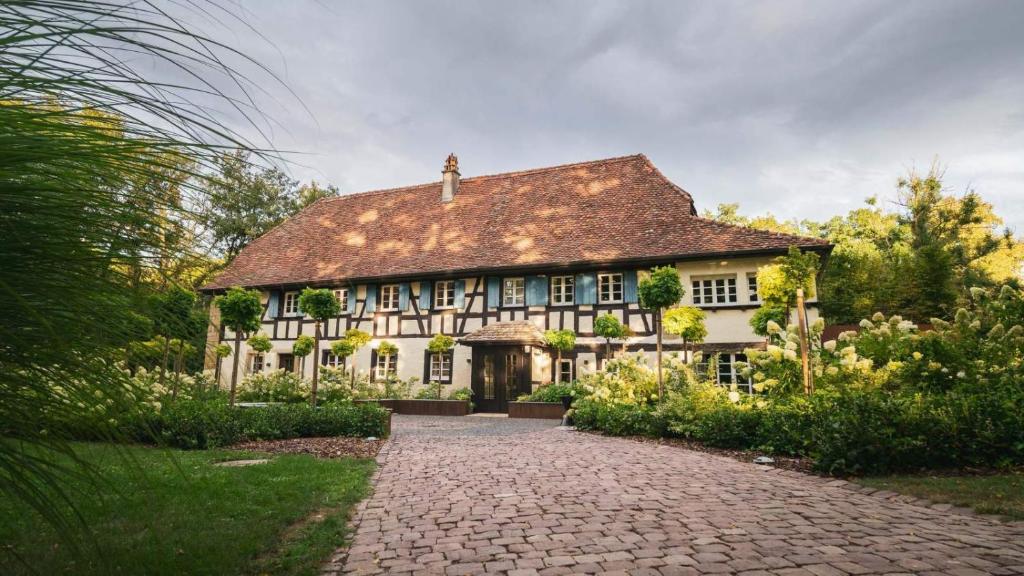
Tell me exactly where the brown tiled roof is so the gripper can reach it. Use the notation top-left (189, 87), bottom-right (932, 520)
top-left (461, 321), bottom-right (546, 346)
top-left (203, 154), bottom-right (830, 290)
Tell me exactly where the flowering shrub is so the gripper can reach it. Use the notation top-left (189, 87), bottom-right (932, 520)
top-left (577, 354), bottom-right (658, 406)
top-left (237, 369), bottom-right (308, 403)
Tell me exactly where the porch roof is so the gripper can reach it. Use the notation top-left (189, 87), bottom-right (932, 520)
top-left (460, 321), bottom-right (546, 346)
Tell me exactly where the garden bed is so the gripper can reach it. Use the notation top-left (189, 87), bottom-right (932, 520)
top-left (355, 399), bottom-right (470, 416)
top-left (230, 436), bottom-right (386, 459)
top-left (508, 401), bottom-right (565, 419)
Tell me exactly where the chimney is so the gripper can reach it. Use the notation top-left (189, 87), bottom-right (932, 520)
top-left (441, 153), bottom-right (459, 202)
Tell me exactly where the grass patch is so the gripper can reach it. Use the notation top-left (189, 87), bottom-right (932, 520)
top-left (859, 471), bottom-right (1024, 520)
top-left (0, 442), bottom-right (374, 575)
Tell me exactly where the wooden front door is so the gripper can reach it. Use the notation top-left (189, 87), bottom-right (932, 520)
top-left (278, 353), bottom-right (295, 373)
top-left (471, 346), bottom-right (532, 413)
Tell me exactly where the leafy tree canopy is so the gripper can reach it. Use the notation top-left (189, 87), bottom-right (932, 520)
top-left (377, 341), bottom-right (398, 356)
top-left (638, 266), bottom-right (684, 310)
top-left (663, 306), bottom-right (707, 343)
top-left (292, 334), bottom-right (314, 357)
top-left (215, 287), bottom-right (263, 334)
top-left (427, 334), bottom-right (456, 353)
top-left (298, 288), bottom-right (340, 321)
top-left (330, 339), bottom-right (355, 358)
top-left (749, 305), bottom-right (789, 337)
top-left (593, 313), bottom-right (625, 341)
top-left (543, 329), bottom-right (576, 352)
top-left (344, 329), bottom-right (372, 349)
top-left (247, 333), bottom-right (271, 353)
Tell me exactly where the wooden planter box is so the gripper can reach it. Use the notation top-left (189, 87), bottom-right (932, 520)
top-left (356, 399), bottom-right (471, 417)
top-left (508, 402), bottom-right (565, 419)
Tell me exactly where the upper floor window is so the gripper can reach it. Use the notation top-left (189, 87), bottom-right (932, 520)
top-left (374, 350), bottom-right (397, 380)
top-left (435, 280), bottom-right (455, 309)
top-left (692, 276), bottom-right (737, 305)
top-left (551, 275), bottom-right (574, 305)
top-left (429, 353), bottom-right (452, 382)
top-left (380, 284), bottom-right (400, 311)
top-left (598, 273), bottom-right (623, 304)
top-left (333, 288), bottom-right (349, 313)
top-left (747, 274), bottom-right (758, 303)
top-left (503, 277), bottom-right (525, 307)
top-left (283, 291), bottom-right (299, 315)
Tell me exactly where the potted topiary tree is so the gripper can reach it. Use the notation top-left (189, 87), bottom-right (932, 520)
top-left (343, 328), bottom-right (371, 388)
top-left (292, 334), bottom-right (314, 377)
top-left (215, 286), bottom-right (262, 406)
top-left (330, 339), bottom-right (355, 389)
top-left (638, 265), bottom-right (684, 401)
top-left (297, 288), bottom-right (341, 407)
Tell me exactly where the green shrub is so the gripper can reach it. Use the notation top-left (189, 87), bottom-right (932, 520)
top-left (573, 398), bottom-right (665, 437)
top-left (447, 387), bottom-right (474, 411)
top-left (237, 369), bottom-right (308, 403)
top-left (518, 382), bottom-right (581, 403)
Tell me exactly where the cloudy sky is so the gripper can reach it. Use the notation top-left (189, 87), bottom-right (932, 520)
top-left (205, 0), bottom-right (1024, 230)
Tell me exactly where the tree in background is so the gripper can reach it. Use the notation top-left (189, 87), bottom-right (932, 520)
top-left (216, 287), bottom-right (263, 406)
top-left (297, 288), bottom-right (341, 407)
top-left (152, 286), bottom-right (198, 388)
top-left (638, 266), bottom-right (685, 400)
top-left (292, 335), bottom-right (315, 376)
top-left (543, 329), bottom-right (576, 384)
top-left (171, 309), bottom-right (208, 399)
top-left (297, 181), bottom-right (341, 209)
top-left (756, 247), bottom-right (820, 323)
top-left (663, 306), bottom-right (707, 363)
top-left (594, 313), bottom-right (626, 360)
top-left (343, 329), bottom-right (372, 387)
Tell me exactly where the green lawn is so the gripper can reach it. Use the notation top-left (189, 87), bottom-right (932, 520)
top-left (859, 471), bottom-right (1024, 520)
top-left (0, 443), bottom-right (374, 575)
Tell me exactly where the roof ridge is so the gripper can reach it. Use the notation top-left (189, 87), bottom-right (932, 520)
top-left (316, 154), bottom-right (645, 204)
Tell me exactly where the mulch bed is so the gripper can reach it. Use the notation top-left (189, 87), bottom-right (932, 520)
top-left (230, 437), bottom-right (386, 459)
top-left (588, 431), bottom-right (817, 475)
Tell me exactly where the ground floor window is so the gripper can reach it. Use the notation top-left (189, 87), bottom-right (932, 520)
top-left (375, 352), bottom-right (397, 380)
top-left (557, 358), bottom-right (574, 383)
top-left (700, 352), bottom-right (752, 393)
top-left (322, 351), bottom-right (345, 368)
top-left (429, 353), bottom-right (452, 382)
top-left (249, 352), bottom-right (264, 373)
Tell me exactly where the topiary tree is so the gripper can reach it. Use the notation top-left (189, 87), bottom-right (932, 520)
top-left (215, 286), bottom-right (263, 406)
top-left (594, 313), bottom-right (625, 360)
top-left (757, 246), bottom-right (820, 322)
top-left (247, 332), bottom-right (271, 355)
top-left (298, 287), bottom-right (341, 407)
top-left (663, 306), bottom-right (707, 363)
top-left (214, 343), bottom-right (232, 385)
top-left (376, 341), bottom-right (398, 381)
top-left (638, 266), bottom-right (684, 400)
top-left (749, 305), bottom-right (788, 342)
top-left (543, 329), bottom-right (576, 384)
top-left (292, 334), bottom-right (314, 376)
top-left (343, 328), bottom-right (372, 387)
top-left (329, 339), bottom-right (355, 389)
top-left (427, 333), bottom-right (455, 354)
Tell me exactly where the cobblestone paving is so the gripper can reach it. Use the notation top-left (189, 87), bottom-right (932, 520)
top-left (323, 415), bottom-right (1024, 575)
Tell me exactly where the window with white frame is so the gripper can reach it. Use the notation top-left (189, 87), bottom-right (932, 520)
top-left (380, 284), bottom-right (400, 311)
top-left (691, 276), bottom-right (737, 305)
top-left (598, 273), bottom-right (623, 303)
top-left (747, 274), bottom-right (758, 303)
top-left (434, 280), bottom-right (455, 309)
top-left (551, 275), bottom-right (574, 305)
top-left (374, 350), bottom-right (397, 380)
top-left (283, 291), bottom-right (299, 315)
top-left (429, 353), bottom-right (452, 382)
top-left (699, 353), bottom-right (752, 394)
top-left (249, 352), bottom-right (265, 373)
top-left (557, 359), bottom-right (574, 383)
top-left (333, 288), bottom-right (349, 313)
top-left (323, 352), bottom-right (345, 368)
top-left (503, 277), bottom-right (525, 307)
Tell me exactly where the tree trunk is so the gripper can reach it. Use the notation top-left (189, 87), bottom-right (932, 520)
top-left (171, 341), bottom-right (184, 400)
top-left (350, 355), bottom-right (357, 390)
top-left (229, 332), bottom-right (241, 407)
top-left (158, 337), bottom-right (170, 388)
top-left (214, 355), bottom-right (222, 387)
top-left (310, 321), bottom-right (321, 407)
top-left (604, 340), bottom-right (612, 363)
top-left (796, 289), bottom-right (813, 395)
top-left (656, 309), bottom-right (664, 402)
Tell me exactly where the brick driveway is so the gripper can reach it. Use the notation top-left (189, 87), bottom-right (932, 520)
top-left (324, 415), bottom-right (1024, 575)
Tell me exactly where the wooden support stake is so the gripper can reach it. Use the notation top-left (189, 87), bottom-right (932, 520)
top-left (796, 288), bottom-right (813, 395)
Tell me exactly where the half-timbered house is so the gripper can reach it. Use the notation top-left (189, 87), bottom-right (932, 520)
top-left (201, 154), bottom-right (830, 411)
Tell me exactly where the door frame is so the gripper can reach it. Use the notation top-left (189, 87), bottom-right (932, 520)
top-left (470, 345), bottom-right (533, 413)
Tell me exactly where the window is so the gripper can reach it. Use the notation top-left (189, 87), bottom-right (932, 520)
top-left (434, 280), bottom-right (455, 309)
top-left (551, 275), bottom-right (574, 305)
top-left (380, 284), bottom-right (400, 311)
top-left (598, 273), bottom-right (623, 303)
top-left (374, 350), bottom-right (397, 380)
top-left (747, 274), bottom-right (758, 303)
top-left (283, 291), bottom-right (299, 315)
top-left (429, 353), bottom-right (452, 382)
top-left (483, 355), bottom-right (495, 399)
top-left (323, 353), bottom-right (345, 368)
top-left (333, 288), bottom-right (349, 313)
top-left (249, 353), bottom-right (264, 373)
top-left (557, 359), bottom-right (574, 383)
top-left (503, 277), bottom-right (524, 307)
top-left (700, 353), bottom-right (753, 394)
top-left (505, 353), bottom-right (520, 399)
top-left (692, 277), bottom-right (737, 305)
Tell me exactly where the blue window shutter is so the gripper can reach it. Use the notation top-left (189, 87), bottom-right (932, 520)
top-left (419, 282), bottom-right (432, 310)
top-left (487, 277), bottom-right (500, 308)
top-left (576, 273), bottom-right (596, 305)
top-left (525, 276), bottom-right (548, 306)
top-left (398, 283), bottom-right (410, 311)
top-left (266, 292), bottom-right (279, 318)
top-left (454, 279), bottom-right (466, 309)
top-left (623, 270), bottom-right (638, 303)
top-left (347, 288), bottom-right (356, 314)
top-left (365, 285), bottom-right (376, 313)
